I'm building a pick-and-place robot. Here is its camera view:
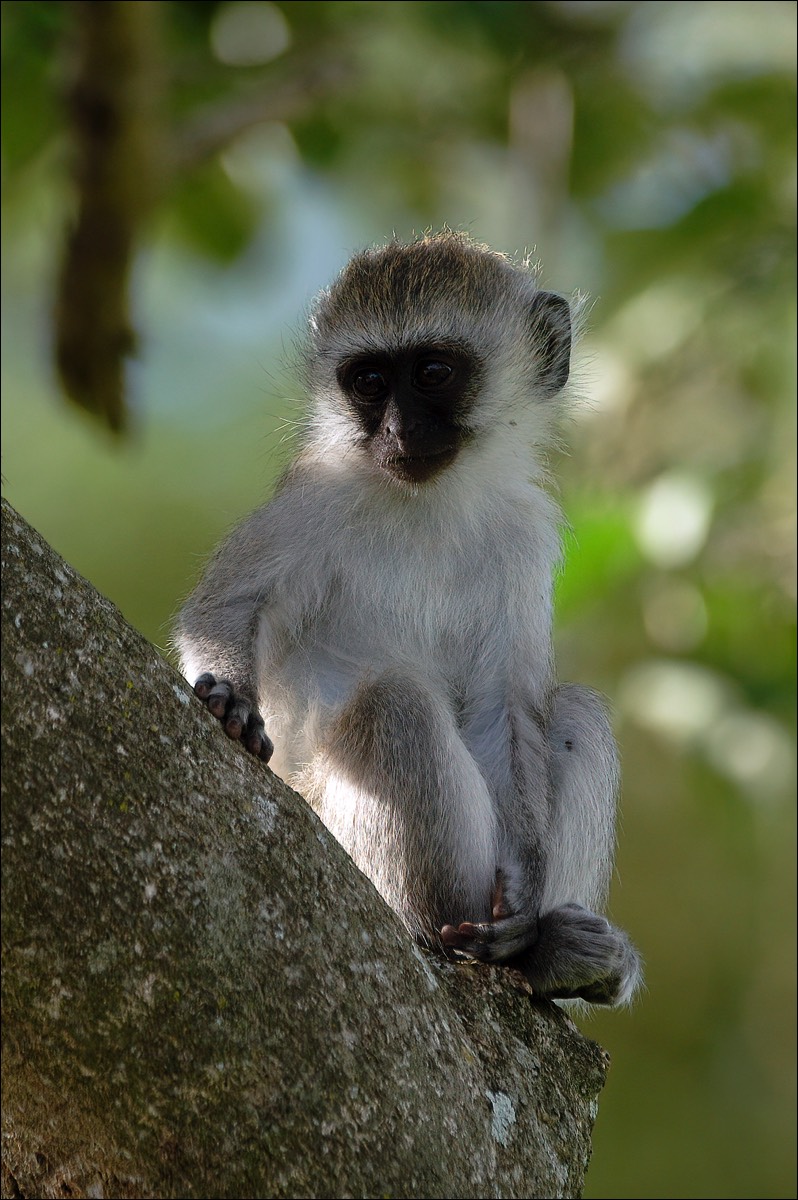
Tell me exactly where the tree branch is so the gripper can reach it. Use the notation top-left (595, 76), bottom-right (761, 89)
top-left (55, 1), bottom-right (163, 433)
top-left (171, 56), bottom-right (349, 174)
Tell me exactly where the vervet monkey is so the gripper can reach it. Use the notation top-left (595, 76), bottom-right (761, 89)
top-left (176, 232), bottom-right (641, 1006)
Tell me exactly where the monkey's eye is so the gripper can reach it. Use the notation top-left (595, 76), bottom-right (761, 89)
top-left (351, 368), bottom-right (389, 401)
top-left (413, 358), bottom-right (454, 391)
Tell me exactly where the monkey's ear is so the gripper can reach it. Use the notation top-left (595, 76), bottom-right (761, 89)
top-left (528, 292), bottom-right (571, 395)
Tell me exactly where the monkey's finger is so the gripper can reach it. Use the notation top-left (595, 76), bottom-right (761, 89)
top-left (206, 680), bottom-right (234, 719)
top-left (194, 672), bottom-right (217, 700)
top-left (243, 713), bottom-right (274, 763)
top-left (224, 698), bottom-right (252, 740)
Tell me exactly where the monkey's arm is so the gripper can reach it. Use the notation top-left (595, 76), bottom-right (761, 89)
top-left (175, 510), bottom-right (289, 762)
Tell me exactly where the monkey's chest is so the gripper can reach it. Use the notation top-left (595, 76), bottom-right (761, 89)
top-left (291, 558), bottom-right (533, 706)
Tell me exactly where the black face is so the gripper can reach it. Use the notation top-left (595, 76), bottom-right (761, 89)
top-left (337, 343), bottom-right (482, 484)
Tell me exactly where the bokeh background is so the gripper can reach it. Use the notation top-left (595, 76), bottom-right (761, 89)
top-left (2, 3), bottom-right (795, 1196)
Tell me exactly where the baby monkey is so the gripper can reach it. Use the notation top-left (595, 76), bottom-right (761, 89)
top-left (176, 232), bottom-right (641, 1005)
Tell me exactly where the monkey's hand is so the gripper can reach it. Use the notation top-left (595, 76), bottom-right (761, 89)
top-left (194, 672), bottom-right (274, 763)
top-left (440, 871), bottom-right (539, 962)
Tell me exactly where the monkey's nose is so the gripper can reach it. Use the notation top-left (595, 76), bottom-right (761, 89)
top-left (385, 426), bottom-right (410, 454)
top-left (386, 414), bottom-right (420, 446)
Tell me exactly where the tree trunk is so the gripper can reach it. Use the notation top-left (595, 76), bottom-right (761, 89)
top-left (1, 498), bottom-right (607, 1200)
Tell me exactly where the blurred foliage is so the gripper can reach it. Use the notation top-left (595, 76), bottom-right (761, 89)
top-left (1, 2), bottom-right (795, 1198)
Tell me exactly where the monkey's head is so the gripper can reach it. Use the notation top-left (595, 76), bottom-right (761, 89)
top-left (306, 232), bottom-right (572, 487)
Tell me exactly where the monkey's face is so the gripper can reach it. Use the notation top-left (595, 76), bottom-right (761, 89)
top-left (336, 342), bottom-right (483, 485)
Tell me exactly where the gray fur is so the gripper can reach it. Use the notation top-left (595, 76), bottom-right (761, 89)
top-left (176, 232), bottom-right (641, 1006)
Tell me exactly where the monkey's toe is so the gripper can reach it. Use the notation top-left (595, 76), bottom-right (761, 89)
top-left (440, 922), bottom-right (477, 949)
top-left (440, 913), bottom-right (538, 962)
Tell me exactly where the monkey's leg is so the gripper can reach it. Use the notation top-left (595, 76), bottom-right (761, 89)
top-left (301, 671), bottom-right (498, 949)
top-left (442, 685), bottom-right (641, 1004)
top-left (526, 684), bottom-right (641, 1004)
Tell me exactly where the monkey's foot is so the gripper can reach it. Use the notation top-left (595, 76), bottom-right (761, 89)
top-left (442, 902), bottom-right (641, 1006)
top-left (516, 904), bottom-right (642, 1006)
top-left (440, 913), bottom-right (538, 961)
top-left (194, 673), bottom-right (274, 762)
top-left (440, 869), bottom-right (539, 960)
